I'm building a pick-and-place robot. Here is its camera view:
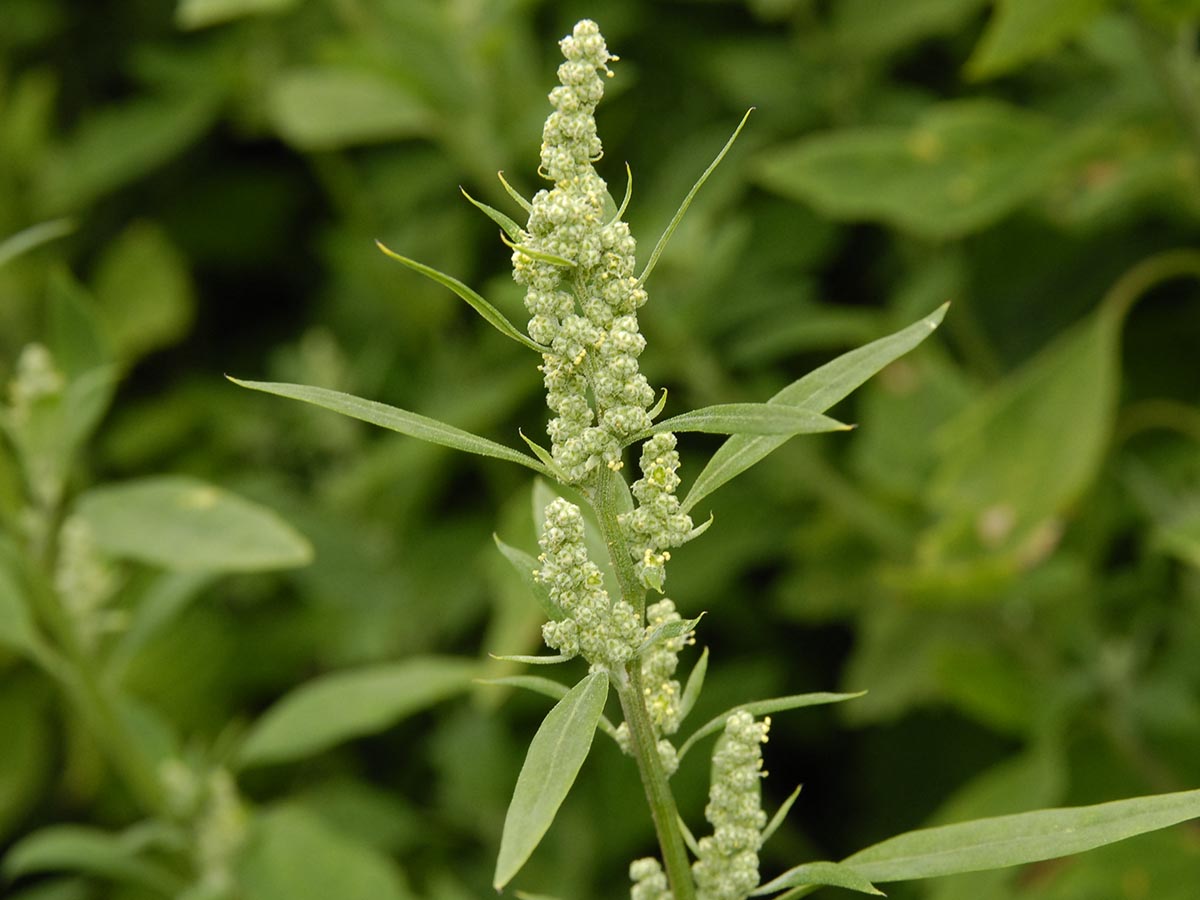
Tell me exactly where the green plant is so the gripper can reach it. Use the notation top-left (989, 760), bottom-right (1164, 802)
top-left (232, 19), bottom-right (1200, 900)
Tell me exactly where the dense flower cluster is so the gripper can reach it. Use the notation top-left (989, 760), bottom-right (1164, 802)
top-left (537, 497), bottom-right (642, 668)
top-left (615, 598), bottom-right (694, 774)
top-left (693, 712), bottom-right (771, 900)
top-left (630, 856), bottom-right (673, 900)
top-left (54, 516), bottom-right (120, 651)
top-left (621, 433), bottom-right (694, 590)
top-left (513, 19), bottom-right (656, 484)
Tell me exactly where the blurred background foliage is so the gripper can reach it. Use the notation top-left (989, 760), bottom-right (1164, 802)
top-left (2, 0), bottom-right (1200, 898)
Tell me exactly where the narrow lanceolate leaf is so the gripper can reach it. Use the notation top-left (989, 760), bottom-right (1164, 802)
top-left (677, 646), bottom-right (709, 726)
top-left (646, 404), bottom-right (850, 438)
top-left (460, 187), bottom-right (524, 241)
top-left (677, 692), bottom-right (865, 762)
top-left (237, 657), bottom-right (480, 768)
top-left (489, 653), bottom-right (573, 665)
top-left (637, 614), bottom-right (704, 655)
top-left (762, 784), bottom-right (804, 844)
top-left (229, 378), bottom-right (547, 474)
top-left (75, 476), bottom-right (312, 572)
top-left (502, 235), bottom-right (577, 268)
top-left (494, 535), bottom-right (564, 621)
top-left (374, 240), bottom-right (545, 352)
top-left (494, 671), bottom-right (609, 890)
top-left (754, 861), bottom-right (884, 897)
top-left (0, 218), bottom-right (75, 269)
top-left (477, 675), bottom-right (621, 741)
top-left (3, 825), bottom-right (184, 895)
top-left (498, 171), bottom-right (533, 212)
top-left (842, 788), bottom-right (1200, 882)
top-left (639, 108), bottom-right (753, 285)
top-left (684, 303), bottom-right (947, 512)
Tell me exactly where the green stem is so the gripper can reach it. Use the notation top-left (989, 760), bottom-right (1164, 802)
top-left (590, 471), bottom-right (695, 900)
top-left (616, 669), bottom-right (696, 900)
top-left (23, 551), bottom-right (167, 816)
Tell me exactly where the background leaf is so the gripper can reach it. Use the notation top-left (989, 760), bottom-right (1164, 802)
top-left (238, 656), bottom-right (480, 767)
top-left (74, 475), bottom-right (313, 572)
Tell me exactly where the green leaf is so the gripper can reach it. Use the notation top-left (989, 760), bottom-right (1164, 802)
top-left (762, 784), bottom-right (804, 845)
top-left (677, 646), bottom-right (709, 726)
top-left (0, 560), bottom-right (44, 663)
top-left (3, 825), bottom-right (184, 894)
top-left (230, 378), bottom-right (547, 474)
top-left (647, 404), bottom-right (850, 438)
top-left (637, 613), bottom-right (703, 655)
top-left (494, 671), bottom-right (609, 890)
top-left (238, 656), bottom-right (480, 768)
top-left (684, 304), bottom-right (947, 512)
top-left (48, 269), bottom-right (112, 379)
top-left (39, 92), bottom-right (219, 211)
top-left (0, 683), bottom-right (52, 841)
top-left (754, 861), bottom-right (885, 896)
top-left (756, 102), bottom-right (1085, 239)
top-left (924, 308), bottom-right (1120, 567)
top-left (238, 805), bottom-right (412, 900)
top-left (832, 0), bottom-right (988, 57)
top-left (266, 68), bottom-right (431, 150)
top-left (640, 109), bottom-right (753, 285)
top-left (0, 219), bottom-right (74, 270)
top-left (176, 0), bottom-right (298, 29)
top-left (677, 692), bottom-right (865, 762)
top-left (494, 535), bottom-right (564, 621)
top-left (375, 240), bottom-right (545, 352)
top-left (966, 0), bottom-right (1109, 79)
top-left (489, 653), bottom-right (573, 665)
top-left (93, 220), bottom-right (195, 365)
top-left (74, 476), bottom-right (313, 572)
top-left (476, 675), bottom-right (621, 741)
top-left (461, 187), bottom-right (524, 241)
top-left (841, 788), bottom-right (1200, 882)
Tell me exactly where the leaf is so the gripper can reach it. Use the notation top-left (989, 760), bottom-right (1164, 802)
top-left (48, 268), bottom-right (112, 379)
top-left (640, 109), bottom-right (753, 285)
top-left (0, 683), bottom-right (52, 842)
top-left (460, 187), bottom-right (524, 240)
top-left (238, 656), bottom-right (480, 768)
top-left (647, 404), bottom-right (850, 438)
top-left (684, 304), bottom-right (947, 512)
top-left (832, 0), bottom-right (988, 57)
top-left (0, 559), bottom-right (44, 662)
top-left (677, 692), bottom-right (865, 763)
top-left (966, 0), bottom-right (1108, 79)
top-left (176, 0), bottom-right (299, 29)
top-left (489, 653), bottom-right (573, 665)
top-left (494, 535), bottom-right (565, 621)
top-left (754, 861), bottom-right (885, 896)
top-left (841, 788), bottom-right (1200, 882)
top-left (92, 220), bottom-right (195, 364)
top-left (476, 675), bottom-right (621, 741)
top-left (756, 102), bottom-right (1085, 240)
top-left (238, 805), bottom-right (412, 900)
top-left (494, 671), bottom-right (609, 890)
top-left (74, 476), bottom-right (313, 572)
top-left (375, 240), bottom-right (545, 352)
top-left (266, 67), bottom-right (431, 150)
top-left (231, 378), bottom-right (547, 473)
top-left (762, 784), bottom-right (804, 845)
top-left (677, 646), bottom-right (709, 726)
top-left (3, 825), bottom-right (184, 894)
top-left (0, 218), bottom-right (74, 269)
top-left (923, 308), bottom-right (1120, 566)
top-left (39, 92), bottom-right (219, 211)
top-left (637, 614), bottom-right (703, 655)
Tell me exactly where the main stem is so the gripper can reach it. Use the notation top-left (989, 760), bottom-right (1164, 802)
top-left (591, 471), bottom-right (696, 900)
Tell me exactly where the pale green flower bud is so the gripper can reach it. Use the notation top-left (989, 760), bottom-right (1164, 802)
top-left (630, 856), bottom-right (673, 900)
top-left (55, 516), bottom-right (120, 651)
top-left (515, 20), bottom-right (658, 485)
top-left (621, 433), bottom-right (694, 589)
top-left (536, 497), bottom-right (640, 667)
top-left (693, 712), bottom-right (770, 900)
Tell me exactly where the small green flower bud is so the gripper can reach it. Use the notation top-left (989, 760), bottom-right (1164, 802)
top-left (693, 712), bottom-right (770, 900)
top-left (630, 856), bottom-right (673, 900)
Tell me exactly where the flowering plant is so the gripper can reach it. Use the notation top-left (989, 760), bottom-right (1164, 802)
top-left (235, 19), bottom-right (1200, 900)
